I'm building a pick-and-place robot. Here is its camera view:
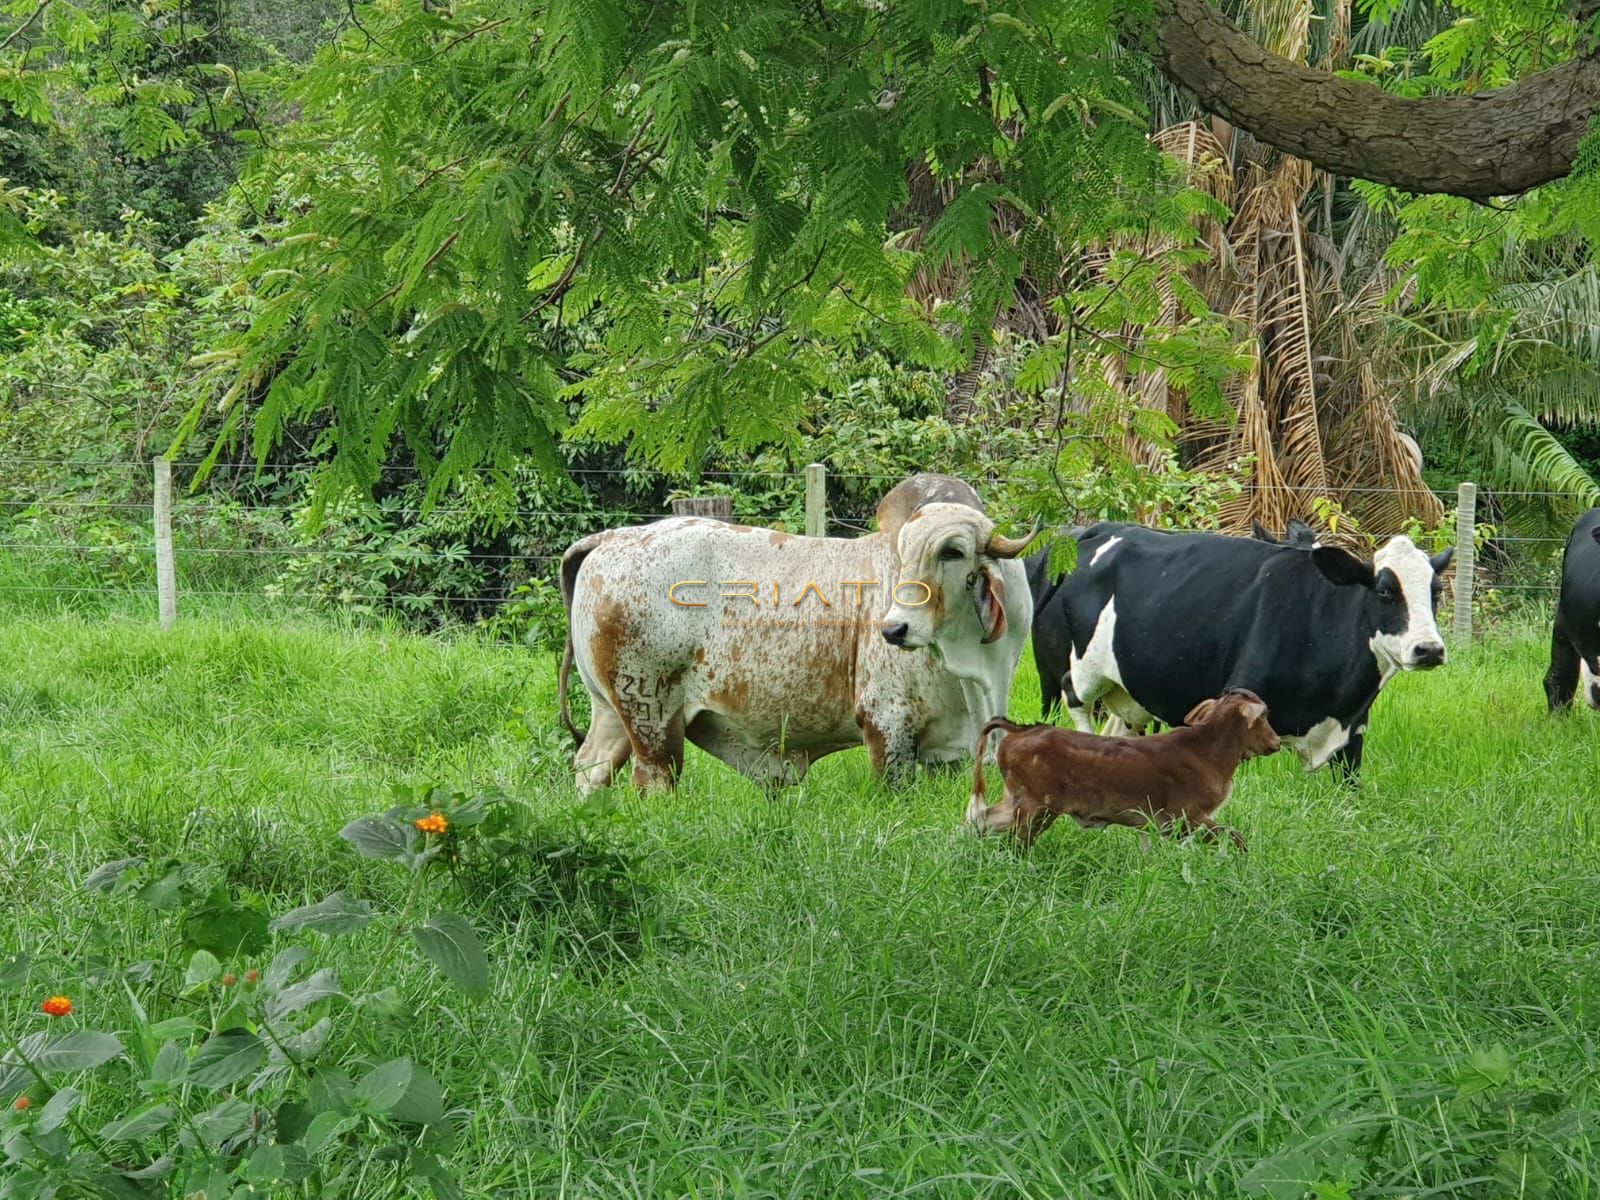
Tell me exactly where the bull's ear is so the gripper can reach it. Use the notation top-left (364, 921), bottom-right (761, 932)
top-left (1430, 546), bottom-right (1455, 573)
top-left (976, 565), bottom-right (1008, 645)
top-left (1183, 698), bottom-right (1217, 726)
top-left (1311, 545), bottom-right (1376, 588)
top-left (1251, 519), bottom-right (1274, 542)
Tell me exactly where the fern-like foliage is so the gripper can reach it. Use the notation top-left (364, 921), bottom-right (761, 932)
top-left (161, 0), bottom-right (1175, 492)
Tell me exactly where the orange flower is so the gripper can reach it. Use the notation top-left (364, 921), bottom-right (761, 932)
top-left (12, 1096), bottom-right (30, 1111)
top-left (414, 812), bottom-right (449, 836)
top-left (40, 996), bottom-right (72, 1018)
top-left (244, 970), bottom-right (260, 985)
top-left (221, 974), bottom-right (237, 988)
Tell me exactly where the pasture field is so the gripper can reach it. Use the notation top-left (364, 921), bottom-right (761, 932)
top-left (0, 601), bottom-right (1597, 1197)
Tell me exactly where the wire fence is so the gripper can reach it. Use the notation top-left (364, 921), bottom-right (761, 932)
top-left (0, 462), bottom-right (1583, 616)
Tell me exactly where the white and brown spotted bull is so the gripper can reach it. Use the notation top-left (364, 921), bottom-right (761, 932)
top-left (556, 475), bottom-right (1037, 792)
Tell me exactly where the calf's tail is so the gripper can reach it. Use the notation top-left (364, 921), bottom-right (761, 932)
top-left (557, 535), bottom-right (605, 749)
top-left (971, 717), bottom-right (1030, 806)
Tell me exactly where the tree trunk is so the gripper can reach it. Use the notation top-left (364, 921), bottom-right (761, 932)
top-left (1151, 0), bottom-right (1600, 200)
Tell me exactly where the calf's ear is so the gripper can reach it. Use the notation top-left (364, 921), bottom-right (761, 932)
top-left (1592, 527), bottom-right (1600, 546)
top-left (976, 565), bottom-right (1008, 645)
top-left (1430, 546), bottom-right (1455, 573)
top-left (1183, 698), bottom-right (1218, 726)
top-left (1311, 545), bottom-right (1376, 589)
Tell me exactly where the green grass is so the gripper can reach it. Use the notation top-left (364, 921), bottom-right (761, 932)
top-left (1, 601), bottom-right (1597, 1196)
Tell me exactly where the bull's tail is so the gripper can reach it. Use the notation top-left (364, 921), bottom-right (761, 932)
top-left (971, 717), bottom-right (1031, 807)
top-left (557, 533), bottom-right (607, 749)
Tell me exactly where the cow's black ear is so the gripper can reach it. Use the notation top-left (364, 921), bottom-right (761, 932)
top-left (1590, 526), bottom-right (1600, 546)
top-left (1285, 519), bottom-right (1316, 547)
top-left (1311, 545), bottom-right (1376, 588)
top-left (1251, 519), bottom-right (1274, 543)
top-left (1430, 546), bottom-right (1455, 573)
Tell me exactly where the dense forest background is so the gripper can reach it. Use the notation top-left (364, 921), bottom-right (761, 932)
top-left (4, 0), bottom-right (1600, 637)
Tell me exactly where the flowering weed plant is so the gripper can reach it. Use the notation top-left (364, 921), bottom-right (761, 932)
top-left (0, 788), bottom-right (526, 1198)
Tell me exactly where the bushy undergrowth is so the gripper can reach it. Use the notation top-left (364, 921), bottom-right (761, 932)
top-left (0, 601), bottom-right (1595, 1196)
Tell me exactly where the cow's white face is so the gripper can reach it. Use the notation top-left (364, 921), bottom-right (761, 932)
top-left (1310, 534), bottom-right (1452, 675)
top-left (880, 505), bottom-right (1032, 652)
top-left (1368, 536), bottom-right (1451, 673)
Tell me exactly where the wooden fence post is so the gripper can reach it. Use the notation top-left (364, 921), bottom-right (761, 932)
top-left (1453, 481), bottom-right (1476, 645)
top-left (154, 458), bottom-right (177, 629)
top-left (669, 496), bottom-right (733, 520)
top-left (804, 463), bottom-right (826, 537)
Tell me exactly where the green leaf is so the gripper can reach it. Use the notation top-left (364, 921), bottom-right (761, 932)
top-left (182, 1098), bottom-right (253, 1148)
top-left (390, 1064), bottom-right (447, 1126)
top-left (37, 1086), bottom-right (84, 1134)
top-left (188, 1032), bottom-right (267, 1090)
top-left (33, 1032), bottom-right (123, 1073)
top-left (411, 1149), bottom-right (465, 1200)
top-left (184, 950), bottom-right (222, 991)
top-left (183, 891), bottom-right (270, 958)
top-left (339, 816), bottom-right (416, 862)
top-left (1455, 1043), bottom-right (1514, 1098)
top-left (136, 864), bottom-right (185, 911)
top-left (304, 1110), bottom-right (357, 1153)
top-left (273, 1016), bottom-right (333, 1064)
top-left (276, 1098), bottom-right (312, 1143)
top-left (265, 946), bottom-right (313, 989)
top-left (83, 857), bottom-right (144, 894)
top-left (148, 1017), bottom-right (198, 1043)
top-left (355, 1059), bottom-right (413, 1114)
top-left (100, 1104), bottom-right (176, 1144)
top-left (271, 892), bottom-right (374, 936)
top-left (147, 1041), bottom-right (187, 1090)
top-left (411, 911), bottom-right (490, 996)
top-left (0, 954), bottom-right (29, 989)
top-left (308, 1067), bottom-right (354, 1115)
top-left (264, 968), bottom-right (341, 1020)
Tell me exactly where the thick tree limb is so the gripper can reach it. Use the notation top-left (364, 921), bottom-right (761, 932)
top-left (1152, 0), bottom-right (1600, 200)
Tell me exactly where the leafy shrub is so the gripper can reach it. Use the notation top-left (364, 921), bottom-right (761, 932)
top-left (0, 791), bottom-right (520, 1198)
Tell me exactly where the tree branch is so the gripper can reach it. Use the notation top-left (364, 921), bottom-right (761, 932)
top-left (0, 0), bottom-right (53, 54)
top-left (1151, 0), bottom-right (1600, 200)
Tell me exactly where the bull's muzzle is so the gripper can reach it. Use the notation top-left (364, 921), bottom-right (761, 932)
top-left (881, 620), bottom-right (911, 648)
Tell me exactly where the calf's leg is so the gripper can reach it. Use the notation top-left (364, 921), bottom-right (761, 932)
top-left (1195, 816), bottom-right (1247, 853)
top-left (966, 782), bottom-right (1056, 844)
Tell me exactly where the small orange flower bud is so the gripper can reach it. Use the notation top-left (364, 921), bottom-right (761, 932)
top-left (40, 996), bottom-right (72, 1018)
top-left (244, 970), bottom-right (260, 985)
top-left (13, 1096), bottom-right (30, 1111)
top-left (414, 812), bottom-right (449, 835)
top-left (221, 974), bottom-right (237, 988)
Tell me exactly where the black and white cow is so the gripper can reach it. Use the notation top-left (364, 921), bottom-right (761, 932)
top-left (1024, 518), bottom-right (1318, 717)
top-left (1544, 508), bottom-right (1600, 712)
top-left (1028, 523), bottom-right (1454, 776)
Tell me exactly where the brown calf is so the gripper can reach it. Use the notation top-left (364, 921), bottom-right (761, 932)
top-left (965, 689), bottom-right (1281, 849)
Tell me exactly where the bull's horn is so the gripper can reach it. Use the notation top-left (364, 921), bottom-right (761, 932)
top-left (985, 519), bottom-right (1041, 559)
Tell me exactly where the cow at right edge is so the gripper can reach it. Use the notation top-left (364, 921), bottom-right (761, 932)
top-left (1027, 523), bottom-right (1454, 780)
top-left (1545, 508), bottom-right (1600, 712)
